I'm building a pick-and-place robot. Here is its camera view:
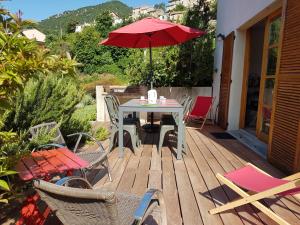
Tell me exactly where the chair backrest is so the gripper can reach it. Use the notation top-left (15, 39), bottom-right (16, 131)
top-left (105, 95), bottom-right (119, 126)
top-left (29, 122), bottom-right (66, 145)
top-left (34, 180), bottom-right (120, 225)
top-left (190, 96), bottom-right (214, 118)
top-left (173, 96), bottom-right (193, 125)
top-left (111, 95), bottom-right (120, 107)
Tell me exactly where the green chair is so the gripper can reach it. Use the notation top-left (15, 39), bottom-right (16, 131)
top-left (105, 95), bottom-right (140, 154)
top-left (161, 94), bottom-right (188, 121)
top-left (111, 95), bottom-right (142, 146)
top-left (158, 96), bottom-right (193, 153)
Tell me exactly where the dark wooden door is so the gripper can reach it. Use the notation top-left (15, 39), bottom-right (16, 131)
top-left (269, 0), bottom-right (300, 173)
top-left (218, 32), bottom-right (235, 129)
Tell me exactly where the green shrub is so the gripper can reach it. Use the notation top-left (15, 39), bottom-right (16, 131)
top-left (92, 127), bottom-right (109, 141)
top-left (26, 125), bottom-right (60, 151)
top-left (79, 94), bottom-right (96, 107)
top-left (71, 105), bottom-right (96, 123)
top-left (3, 73), bottom-right (87, 140)
top-left (82, 73), bottom-right (128, 95)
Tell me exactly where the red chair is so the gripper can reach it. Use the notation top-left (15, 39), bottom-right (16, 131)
top-left (209, 163), bottom-right (300, 225)
top-left (187, 96), bottom-right (215, 129)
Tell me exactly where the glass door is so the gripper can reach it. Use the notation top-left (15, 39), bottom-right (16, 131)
top-left (257, 12), bottom-right (282, 142)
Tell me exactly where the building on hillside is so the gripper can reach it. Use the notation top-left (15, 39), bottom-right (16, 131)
top-left (213, 0), bottom-right (300, 174)
top-left (75, 12), bottom-right (122, 33)
top-left (110, 12), bottom-right (123, 25)
top-left (147, 8), bottom-right (166, 19)
top-left (132, 6), bottom-right (167, 20)
top-left (167, 0), bottom-right (197, 12)
top-left (168, 11), bottom-right (185, 22)
top-left (22, 29), bottom-right (46, 44)
top-left (132, 6), bottom-right (153, 20)
top-left (75, 22), bottom-right (93, 33)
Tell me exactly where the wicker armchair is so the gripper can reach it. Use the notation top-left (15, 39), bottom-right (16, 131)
top-left (29, 122), bottom-right (112, 181)
top-left (34, 177), bottom-right (167, 225)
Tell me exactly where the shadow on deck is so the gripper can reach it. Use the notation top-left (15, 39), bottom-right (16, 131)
top-left (90, 124), bottom-right (300, 225)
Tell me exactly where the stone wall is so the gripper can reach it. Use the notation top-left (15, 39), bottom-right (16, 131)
top-left (96, 85), bottom-right (213, 123)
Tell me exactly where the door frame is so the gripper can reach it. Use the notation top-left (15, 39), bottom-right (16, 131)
top-left (239, 9), bottom-right (283, 143)
top-left (218, 32), bottom-right (235, 129)
top-left (239, 30), bottom-right (251, 129)
top-left (256, 9), bottom-right (282, 143)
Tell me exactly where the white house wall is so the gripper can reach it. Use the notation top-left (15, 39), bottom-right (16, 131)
top-left (213, 0), bottom-right (277, 130)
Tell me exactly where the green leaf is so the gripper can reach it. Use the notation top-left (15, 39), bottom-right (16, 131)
top-left (0, 199), bottom-right (8, 204)
top-left (0, 170), bottom-right (18, 177)
top-left (0, 179), bottom-right (10, 191)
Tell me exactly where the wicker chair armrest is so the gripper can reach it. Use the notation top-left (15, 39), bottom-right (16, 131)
top-left (67, 132), bottom-right (105, 153)
top-left (55, 176), bottom-right (93, 189)
top-left (77, 150), bottom-right (109, 168)
top-left (32, 143), bottom-right (65, 152)
top-left (134, 189), bottom-right (167, 225)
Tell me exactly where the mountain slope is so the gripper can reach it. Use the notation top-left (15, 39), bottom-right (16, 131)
top-left (38, 1), bottom-right (132, 34)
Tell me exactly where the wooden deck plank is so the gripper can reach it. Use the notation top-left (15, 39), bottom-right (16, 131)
top-left (148, 133), bottom-right (162, 190)
top-left (131, 133), bottom-right (152, 196)
top-left (105, 149), bottom-right (132, 190)
top-left (183, 146), bottom-right (224, 225)
top-left (117, 150), bottom-right (142, 192)
top-left (162, 147), bottom-right (183, 225)
top-left (172, 149), bottom-right (203, 225)
top-left (193, 129), bottom-right (265, 225)
top-left (90, 125), bottom-right (300, 225)
top-left (92, 146), bottom-right (119, 186)
top-left (200, 130), bottom-right (279, 225)
top-left (186, 129), bottom-right (244, 225)
top-left (200, 127), bottom-right (300, 224)
top-left (94, 135), bottom-right (130, 187)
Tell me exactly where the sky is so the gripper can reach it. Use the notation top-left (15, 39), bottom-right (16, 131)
top-left (2, 0), bottom-right (168, 21)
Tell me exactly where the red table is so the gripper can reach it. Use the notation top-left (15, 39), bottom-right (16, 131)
top-left (16, 147), bottom-right (89, 225)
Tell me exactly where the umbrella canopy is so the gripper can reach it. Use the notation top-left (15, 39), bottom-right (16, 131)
top-left (101, 17), bottom-right (205, 48)
top-left (101, 17), bottom-right (205, 130)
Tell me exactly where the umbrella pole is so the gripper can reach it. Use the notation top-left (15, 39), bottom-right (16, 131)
top-left (149, 42), bottom-right (153, 89)
top-left (149, 42), bottom-right (154, 129)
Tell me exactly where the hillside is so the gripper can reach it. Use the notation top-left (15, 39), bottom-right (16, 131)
top-left (38, 1), bottom-right (132, 34)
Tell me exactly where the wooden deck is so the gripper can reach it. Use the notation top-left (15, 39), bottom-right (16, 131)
top-left (92, 125), bottom-right (300, 225)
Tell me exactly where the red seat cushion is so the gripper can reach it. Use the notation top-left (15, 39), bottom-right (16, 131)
top-left (224, 165), bottom-right (300, 196)
top-left (190, 96), bottom-right (213, 118)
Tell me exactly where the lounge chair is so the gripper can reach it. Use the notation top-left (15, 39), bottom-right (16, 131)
top-left (187, 96), bottom-right (215, 129)
top-left (209, 163), bottom-right (300, 225)
top-left (29, 122), bottom-right (112, 181)
top-left (34, 177), bottom-right (167, 225)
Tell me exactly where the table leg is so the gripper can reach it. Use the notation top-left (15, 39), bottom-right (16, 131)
top-left (177, 109), bottom-right (184, 160)
top-left (118, 109), bottom-right (124, 158)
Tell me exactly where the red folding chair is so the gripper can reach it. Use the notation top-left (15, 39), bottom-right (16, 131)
top-left (187, 96), bottom-right (215, 129)
top-left (209, 163), bottom-right (300, 225)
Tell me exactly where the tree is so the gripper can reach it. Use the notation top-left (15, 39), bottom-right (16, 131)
top-left (175, 0), bottom-right (216, 86)
top-left (154, 3), bottom-right (166, 11)
top-left (72, 26), bottom-right (117, 74)
top-left (95, 11), bottom-right (113, 38)
top-left (66, 19), bottom-right (79, 33)
top-left (173, 4), bottom-right (186, 12)
top-left (126, 47), bottom-right (179, 87)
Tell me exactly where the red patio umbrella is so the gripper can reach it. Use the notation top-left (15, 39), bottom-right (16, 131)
top-left (101, 17), bottom-right (205, 131)
top-left (101, 17), bottom-right (205, 88)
